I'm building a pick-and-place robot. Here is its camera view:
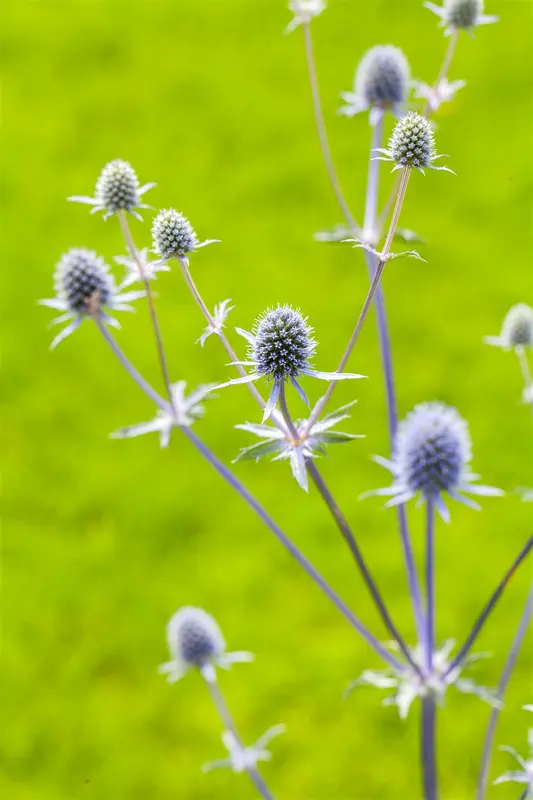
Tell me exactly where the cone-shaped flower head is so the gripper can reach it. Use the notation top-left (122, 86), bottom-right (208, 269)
top-left (364, 402), bottom-right (503, 521)
top-left (485, 304), bottom-right (533, 350)
top-left (375, 113), bottom-right (452, 173)
top-left (216, 305), bottom-right (364, 421)
top-left (340, 45), bottom-right (410, 120)
top-left (425, 0), bottom-right (498, 33)
top-left (39, 248), bottom-right (144, 349)
top-left (151, 209), bottom-right (218, 261)
top-left (158, 607), bottom-right (253, 682)
top-left (68, 160), bottom-right (155, 220)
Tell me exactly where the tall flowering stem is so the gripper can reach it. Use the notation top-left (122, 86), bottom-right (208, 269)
top-left (476, 583), bottom-right (533, 800)
top-left (421, 696), bottom-right (439, 800)
top-left (516, 346), bottom-right (533, 421)
top-left (425, 498), bottom-right (436, 672)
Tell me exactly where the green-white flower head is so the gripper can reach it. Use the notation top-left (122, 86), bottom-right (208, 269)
top-left (485, 304), bottom-right (533, 350)
top-left (68, 160), bottom-right (156, 220)
top-left (340, 45), bottom-right (410, 124)
top-left (374, 112), bottom-right (453, 174)
top-left (39, 248), bottom-right (144, 349)
top-left (425, 0), bottom-right (498, 34)
top-left (286, 0), bottom-right (326, 33)
top-left (151, 209), bottom-right (218, 261)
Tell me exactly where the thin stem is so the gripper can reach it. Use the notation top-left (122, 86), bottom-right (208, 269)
top-left (425, 498), bottom-right (436, 672)
top-left (446, 535), bottom-right (533, 676)
top-left (421, 697), bottom-right (439, 800)
top-left (516, 346), bottom-right (533, 421)
top-left (476, 583), bottom-right (533, 800)
top-left (95, 322), bottom-right (401, 669)
top-left (203, 670), bottom-right (275, 800)
top-left (362, 114), bottom-right (384, 243)
top-left (305, 167), bottom-right (411, 432)
top-left (278, 383), bottom-right (418, 673)
top-left (398, 502), bottom-right (427, 649)
top-left (301, 21), bottom-right (360, 234)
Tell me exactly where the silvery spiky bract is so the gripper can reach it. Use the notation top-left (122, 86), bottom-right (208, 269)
top-left (364, 402), bottom-right (503, 522)
top-left (425, 0), bottom-right (498, 34)
top-left (158, 607), bottom-right (253, 683)
top-left (346, 640), bottom-right (498, 719)
top-left (110, 381), bottom-right (215, 447)
top-left (340, 45), bottom-right (410, 123)
top-left (375, 112), bottom-right (453, 174)
top-left (202, 726), bottom-right (286, 774)
top-left (285, 0), bottom-right (326, 33)
top-left (235, 400), bottom-right (363, 492)
top-left (197, 299), bottom-right (234, 347)
top-left (413, 77), bottom-right (466, 113)
top-left (494, 707), bottom-right (533, 796)
top-left (68, 160), bottom-right (156, 220)
top-left (39, 248), bottom-right (144, 349)
top-left (217, 305), bottom-right (364, 421)
top-left (485, 304), bottom-right (533, 350)
top-left (115, 247), bottom-right (170, 289)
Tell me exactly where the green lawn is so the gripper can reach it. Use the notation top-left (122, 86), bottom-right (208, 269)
top-left (2, 1), bottom-right (532, 798)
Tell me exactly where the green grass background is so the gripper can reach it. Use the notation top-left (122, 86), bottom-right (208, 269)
top-left (2, 0), bottom-right (533, 798)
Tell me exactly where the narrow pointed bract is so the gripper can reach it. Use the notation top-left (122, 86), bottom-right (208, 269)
top-left (285, 0), bottom-right (326, 33)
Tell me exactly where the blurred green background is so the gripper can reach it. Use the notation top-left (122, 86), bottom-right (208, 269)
top-left (2, 0), bottom-right (532, 798)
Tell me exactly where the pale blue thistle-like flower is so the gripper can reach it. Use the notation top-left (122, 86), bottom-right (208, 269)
top-left (202, 726), bottom-right (286, 775)
top-left (364, 402), bottom-right (503, 522)
top-left (374, 112), bottom-right (453, 173)
top-left (39, 248), bottom-right (144, 349)
top-left (217, 305), bottom-right (364, 422)
top-left (68, 159), bottom-right (156, 221)
top-left (346, 640), bottom-right (499, 719)
top-left (485, 304), bottom-right (533, 351)
top-left (494, 707), bottom-right (533, 796)
top-left (110, 381), bottom-right (215, 447)
top-left (339, 45), bottom-right (410, 124)
top-left (235, 400), bottom-right (363, 492)
top-left (285, 0), bottom-right (326, 33)
top-left (425, 0), bottom-right (498, 34)
top-left (197, 299), bottom-right (235, 347)
top-left (158, 607), bottom-right (254, 683)
top-left (151, 209), bottom-right (218, 261)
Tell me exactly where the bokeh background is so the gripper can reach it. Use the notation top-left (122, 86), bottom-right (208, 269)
top-left (3, 0), bottom-right (533, 798)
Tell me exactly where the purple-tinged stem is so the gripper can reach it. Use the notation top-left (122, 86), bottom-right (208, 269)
top-left (425, 498), bottom-right (436, 672)
top-left (446, 535), bottom-right (533, 676)
top-left (476, 583), bottom-right (533, 800)
top-left (421, 696), bottom-right (439, 800)
top-left (516, 346), bottom-right (533, 422)
top-left (95, 321), bottom-right (401, 670)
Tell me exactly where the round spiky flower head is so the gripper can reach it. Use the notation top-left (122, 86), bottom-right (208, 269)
top-left (485, 304), bottom-right (533, 351)
top-left (364, 402), bottom-right (502, 521)
top-left (340, 45), bottom-right (410, 122)
top-left (425, 0), bottom-right (498, 33)
top-left (375, 113), bottom-right (452, 174)
top-left (68, 160), bottom-right (156, 220)
top-left (39, 248), bottom-right (144, 349)
top-left (151, 209), bottom-right (218, 261)
top-left (217, 305), bottom-right (364, 421)
top-left (158, 607), bottom-right (253, 683)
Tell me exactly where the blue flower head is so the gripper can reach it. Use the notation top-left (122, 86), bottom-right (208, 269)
top-left (340, 45), bottom-right (410, 124)
top-left (425, 0), bottom-right (498, 35)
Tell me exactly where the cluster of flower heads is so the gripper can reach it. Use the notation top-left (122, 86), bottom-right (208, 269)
top-left (375, 112), bottom-right (453, 174)
top-left (425, 0), bottom-right (498, 35)
top-left (340, 45), bottom-right (410, 124)
top-left (364, 402), bottom-right (503, 522)
top-left (495, 706), bottom-right (533, 796)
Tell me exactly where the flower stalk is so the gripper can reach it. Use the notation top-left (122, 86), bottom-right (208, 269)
top-left (421, 696), bottom-right (439, 800)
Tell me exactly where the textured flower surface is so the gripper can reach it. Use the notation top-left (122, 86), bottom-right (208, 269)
top-left (413, 77), bottom-right (466, 113)
top-left (39, 248), bottom-right (144, 348)
top-left (217, 305), bottom-right (364, 421)
top-left (375, 112), bottom-right (453, 173)
top-left (197, 299), bottom-right (235, 347)
top-left (202, 727), bottom-right (286, 774)
top-left (68, 159), bottom-right (156, 220)
top-left (235, 401), bottom-right (363, 491)
top-left (339, 45), bottom-right (410, 123)
top-left (485, 304), bottom-right (533, 351)
top-left (285, 0), bottom-right (326, 32)
top-left (425, 0), bottom-right (498, 33)
top-left (346, 640), bottom-right (498, 719)
top-left (158, 607), bottom-right (253, 683)
top-left (495, 707), bottom-right (533, 797)
top-left (364, 402), bottom-right (503, 521)
top-left (115, 247), bottom-right (170, 289)
top-left (110, 381), bottom-right (215, 447)
top-left (151, 208), bottom-right (218, 260)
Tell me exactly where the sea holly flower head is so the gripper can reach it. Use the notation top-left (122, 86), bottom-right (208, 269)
top-left (340, 45), bottom-right (410, 124)
top-left (374, 112), bottom-right (453, 174)
top-left (110, 381), bottom-right (215, 448)
top-left (235, 401), bottom-right (363, 492)
top-left (115, 247), bottom-right (170, 289)
top-left (495, 707), bottom-right (533, 796)
top-left (425, 0), bottom-right (498, 34)
top-left (217, 305), bottom-right (364, 421)
top-left (202, 726), bottom-right (286, 774)
top-left (485, 304), bottom-right (533, 351)
top-left (285, 0), bottom-right (326, 33)
top-left (151, 209), bottom-right (218, 261)
top-left (346, 640), bottom-right (498, 719)
top-left (413, 77), bottom-right (466, 113)
top-left (364, 402), bottom-right (503, 522)
top-left (158, 607), bottom-right (254, 683)
top-left (197, 299), bottom-right (235, 347)
top-left (39, 248), bottom-right (144, 349)
top-left (68, 159), bottom-right (156, 221)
